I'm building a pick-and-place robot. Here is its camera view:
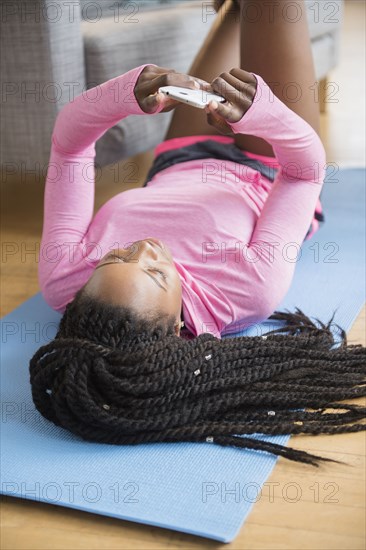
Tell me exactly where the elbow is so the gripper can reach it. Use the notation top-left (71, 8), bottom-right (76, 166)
top-left (254, 275), bottom-right (294, 322)
top-left (281, 132), bottom-right (327, 185)
top-left (39, 275), bottom-right (67, 314)
top-left (259, 298), bottom-right (281, 324)
top-left (52, 101), bottom-right (70, 135)
top-left (38, 260), bottom-right (71, 313)
top-left (257, 294), bottom-right (285, 324)
top-left (314, 134), bottom-right (327, 179)
top-left (308, 133), bottom-right (327, 184)
top-left (38, 262), bottom-right (91, 314)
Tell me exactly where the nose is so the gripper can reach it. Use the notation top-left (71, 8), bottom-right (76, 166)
top-left (141, 240), bottom-right (160, 260)
top-left (125, 239), bottom-right (172, 264)
top-left (128, 240), bottom-right (161, 261)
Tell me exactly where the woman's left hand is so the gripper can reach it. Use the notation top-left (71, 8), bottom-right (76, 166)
top-left (204, 68), bottom-right (258, 135)
top-left (134, 65), bottom-right (211, 114)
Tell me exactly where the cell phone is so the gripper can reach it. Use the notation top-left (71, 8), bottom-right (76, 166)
top-left (158, 85), bottom-right (226, 109)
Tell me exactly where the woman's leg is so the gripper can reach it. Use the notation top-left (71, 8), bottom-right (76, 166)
top-left (165, 0), bottom-right (320, 156)
top-left (164, 0), bottom-right (240, 140)
top-left (234, 0), bottom-right (320, 156)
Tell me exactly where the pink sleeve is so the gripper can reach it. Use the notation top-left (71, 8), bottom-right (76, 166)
top-left (39, 64), bottom-right (163, 310)
top-left (228, 73), bottom-right (327, 320)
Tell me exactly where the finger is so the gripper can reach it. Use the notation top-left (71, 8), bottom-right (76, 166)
top-left (150, 66), bottom-right (177, 74)
top-left (161, 102), bottom-right (180, 112)
top-left (193, 76), bottom-right (212, 91)
top-left (224, 71), bottom-right (257, 100)
top-left (210, 78), bottom-right (254, 116)
top-left (151, 68), bottom-right (211, 92)
top-left (210, 76), bottom-right (247, 105)
top-left (207, 99), bottom-right (231, 117)
top-left (229, 67), bottom-right (257, 86)
top-left (143, 92), bottom-right (168, 114)
top-left (150, 68), bottom-right (210, 92)
top-left (141, 66), bottom-right (176, 77)
top-left (146, 91), bottom-right (181, 114)
top-left (206, 111), bottom-right (233, 135)
top-left (142, 72), bottom-right (200, 97)
top-left (205, 103), bottom-right (231, 128)
top-left (206, 99), bottom-right (241, 123)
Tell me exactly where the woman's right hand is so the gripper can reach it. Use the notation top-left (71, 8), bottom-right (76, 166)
top-left (134, 64), bottom-right (211, 114)
top-left (205, 68), bottom-right (258, 135)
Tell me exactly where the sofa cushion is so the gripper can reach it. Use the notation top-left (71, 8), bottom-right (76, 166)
top-left (79, 0), bottom-right (202, 21)
top-left (82, 2), bottom-right (214, 165)
top-left (311, 31), bottom-right (340, 80)
top-left (82, 2), bottom-right (211, 82)
top-left (305, 0), bottom-right (344, 40)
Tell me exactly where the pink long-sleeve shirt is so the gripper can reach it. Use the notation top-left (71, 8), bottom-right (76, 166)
top-left (39, 64), bottom-right (326, 339)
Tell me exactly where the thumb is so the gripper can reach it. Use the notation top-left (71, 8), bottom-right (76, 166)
top-left (205, 105), bottom-right (232, 135)
top-left (143, 92), bottom-right (166, 114)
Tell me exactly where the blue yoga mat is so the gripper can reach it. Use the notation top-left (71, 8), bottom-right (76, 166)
top-left (1, 168), bottom-right (365, 543)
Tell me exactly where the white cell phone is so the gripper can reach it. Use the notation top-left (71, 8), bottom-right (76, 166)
top-left (158, 85), bottom-right (226, 109)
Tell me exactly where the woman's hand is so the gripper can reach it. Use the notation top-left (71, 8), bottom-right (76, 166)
top-left (134, 65), bottom-right (211, 114)
top-left (204, 68), bottom-right (258, 135)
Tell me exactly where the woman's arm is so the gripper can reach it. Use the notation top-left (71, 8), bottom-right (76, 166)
top-left (42, 65), bottom-right (151, 244)
top-left (206, 69), bottom-right (327, 319)
top-left (207, 69), bottom-right (326, 250)
top-left (40, 64), bottom-right (204, 310)
top-left (39, 64), bottom-right (153, 309)
top-left (229, 72), bottom-right (326, 250)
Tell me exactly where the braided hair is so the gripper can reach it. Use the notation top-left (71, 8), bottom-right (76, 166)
top-left (29, 288), bottom-right (366, 467)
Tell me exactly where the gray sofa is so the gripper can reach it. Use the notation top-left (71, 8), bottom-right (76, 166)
top-left (1, 0), bottom-right (344, 176)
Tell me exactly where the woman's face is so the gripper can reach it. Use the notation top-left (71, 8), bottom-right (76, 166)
top-left (84, 238), bottom-right (183, 335)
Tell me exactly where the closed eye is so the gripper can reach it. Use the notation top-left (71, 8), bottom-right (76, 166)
top-left (106, 256), bottom-right (167, 279)
top-left (96, 254), bottom-right (168, 290)
top-left (108, 254), bottom-right (124, 261)
top-left (148, 266), bottom-right (168, 281)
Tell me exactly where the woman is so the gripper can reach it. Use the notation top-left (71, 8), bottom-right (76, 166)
top-left (30, 0), bottom-right (365, 465)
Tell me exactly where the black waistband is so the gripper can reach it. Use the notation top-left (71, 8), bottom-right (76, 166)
top-left (143, 139), bottom-right (279, 186)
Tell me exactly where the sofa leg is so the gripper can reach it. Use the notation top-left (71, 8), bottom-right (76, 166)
top-left (319, 77), bottom-right (328, 114)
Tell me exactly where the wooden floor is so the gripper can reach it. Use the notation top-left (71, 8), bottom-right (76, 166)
top-left (1, 2), bottom-right (365, 548)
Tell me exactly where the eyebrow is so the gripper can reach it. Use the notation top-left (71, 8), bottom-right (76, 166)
top-left (94, 259), bottom-right (167, 292)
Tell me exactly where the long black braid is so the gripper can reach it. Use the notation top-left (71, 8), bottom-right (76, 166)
top-left (29, 288), bottom-right (366, 467)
